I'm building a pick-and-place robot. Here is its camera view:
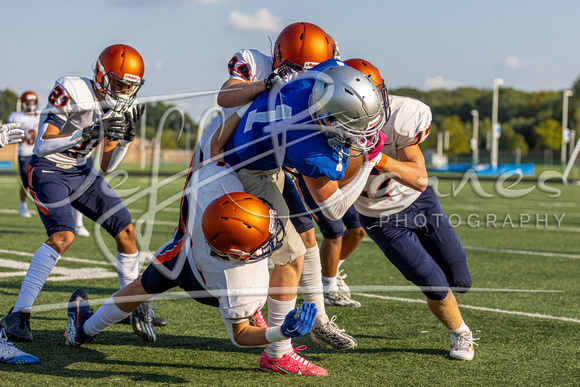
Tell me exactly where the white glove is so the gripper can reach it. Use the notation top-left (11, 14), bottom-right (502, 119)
top-left (0, 123), bottom-right (25, 148)
top-left (264, 65), bottom-right (301, 90)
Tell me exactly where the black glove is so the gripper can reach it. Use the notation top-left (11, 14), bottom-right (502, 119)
top-left (103, 114), bottom-right (127, 141)
top-left (264, 64), bottom-right (300, 90)
top-left (123, 105), bottom-right (145, 142)
top-left (81, 124), bottom-right (102, 142)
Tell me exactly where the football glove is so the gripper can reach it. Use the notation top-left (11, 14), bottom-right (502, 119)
top-left (280, 302), bottom-right (317, 338)
top-left (366, 131), bottom-right (387, 161)
top-left (264, 64), bottom-right (301, 90)
top-left (0, 123), bottom-right (25, 148)
top-left (123, 104), bottom-right (145, 142)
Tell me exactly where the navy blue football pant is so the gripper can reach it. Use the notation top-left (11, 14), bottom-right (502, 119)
top-left (359, 186), bottom-right (471, 300)
top-left (28, 156), bottom-right (132, 237)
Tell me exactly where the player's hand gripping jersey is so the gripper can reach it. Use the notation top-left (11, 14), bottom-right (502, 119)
top-left (355, 95), bottom-right (432, 217)
top-left (36, 76), bottom-right (136, 166)
top-left (224, 60), bottom-right (349, 181)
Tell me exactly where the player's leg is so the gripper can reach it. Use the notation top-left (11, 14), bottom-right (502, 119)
top-left (2, 164), bottom-right (77, 341)
top-left (17, 156), bottom-right (31, 218)
top-left (72, 174), bottom-right (139, 289)
top-left (238, 168), bottom-right (325, 372)
top-left (360, 204), bottom-right (475, 360)
top-left (334, 207), bottom-right (366, 298)
top-left (284, 174), bottom-right (357, 350)
top-left (414, 186), bottom-right (475, 359)
top-left (73, 209), bottom-right (90, 237)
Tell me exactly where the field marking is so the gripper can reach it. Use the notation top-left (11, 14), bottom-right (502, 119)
top-left (463, 246), bottom-right (580, 259)
top-left (356, 235), bottom-right (580, 258)
top-left (355, 293), bottom-right (580, 323)
top-left (0, 249), bottom-right (112, 266)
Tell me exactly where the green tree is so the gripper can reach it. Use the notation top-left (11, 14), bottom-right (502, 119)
top-left (534, 118), bottom-right (561, 150)
top-left (442, 115), bottom-right (470, 154)
top-left (0, 89), bottom-right (19, 123)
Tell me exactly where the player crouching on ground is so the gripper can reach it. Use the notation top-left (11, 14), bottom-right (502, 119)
top-left (64, 162), bottom-right (328, 376)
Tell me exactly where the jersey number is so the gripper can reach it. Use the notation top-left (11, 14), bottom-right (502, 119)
top-left (48, 86), bottom-right (70, 109)
top-left (227, 56), bottom-right (252, 81)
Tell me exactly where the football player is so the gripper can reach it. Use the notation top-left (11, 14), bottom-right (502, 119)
top-left (1, 44), bottom-right (165, 343)
top-left (345, 58), bottom-right (476, 360)
top-left (0, 123), bottom-right (24, 148)
top-left (211, 64), bottom-right (386, 373)
top-left (215, 22), bottom-right (359, 353)
top-left (65, 161), bottom-right (325, 376)
top-left (6, 92), bottom-right (40, 218)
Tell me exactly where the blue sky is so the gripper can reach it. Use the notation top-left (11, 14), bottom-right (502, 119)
top-left (2, 0), bottom-right (579, 121)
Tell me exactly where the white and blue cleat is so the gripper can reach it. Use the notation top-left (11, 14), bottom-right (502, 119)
top-left (0, 328), bottom-right (39, 364)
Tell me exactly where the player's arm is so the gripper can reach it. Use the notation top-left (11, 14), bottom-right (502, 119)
top-left (375, 145), bottom-right (429, 192)
top-left (217, 79), bottom-right (267, 108)
top-left (303, 156), bottom-right (376, 221)
top-left (209, 103), bottom-right (251, 161)
top-left (33, 123), bottom-right (87, 157)
top-left (225, 303), bottom-right (317, 347)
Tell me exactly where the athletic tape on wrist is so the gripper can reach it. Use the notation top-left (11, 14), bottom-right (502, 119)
top-left (376, 153), bottom-right (388, 170)
top-left (265, 326), bottom-right (287, 343)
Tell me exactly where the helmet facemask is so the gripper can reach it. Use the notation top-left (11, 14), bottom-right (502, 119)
top-left (309, 66), bottom-right (386, 157)
top-left (96, 59), bottom-right (143, 112)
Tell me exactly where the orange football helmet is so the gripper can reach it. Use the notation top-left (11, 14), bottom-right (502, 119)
top-left (94, 44), bottom-right (145, 112)
top-left (202, 192), bottom-right (285, 263)
top-left (273, 22), bottom-right (335, 70)
top-left (20, 91), bottom-right (38, 113)
top-left (343, 58), bottom-right (390, 115)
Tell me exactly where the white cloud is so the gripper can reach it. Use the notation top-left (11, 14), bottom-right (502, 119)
top-left (423, 76), bottom-right (465, 90)
top-left (227, 8), bottom-right (282, 33)
top-left (504, 56), bottom-right (531, 70)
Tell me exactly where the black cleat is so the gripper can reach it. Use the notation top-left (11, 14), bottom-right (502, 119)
top-left (1, 309), bottom-right (33, 342)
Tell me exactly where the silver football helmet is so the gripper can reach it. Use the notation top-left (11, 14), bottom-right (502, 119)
top-left (308, 66), bottom-right (385, 156)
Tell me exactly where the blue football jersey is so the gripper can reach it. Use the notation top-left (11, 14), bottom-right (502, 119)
top-left (225, 59), bottom-right (349, 180)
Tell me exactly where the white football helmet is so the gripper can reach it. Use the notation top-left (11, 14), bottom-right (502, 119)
top-left (308, 66), bottom-right (385, 156)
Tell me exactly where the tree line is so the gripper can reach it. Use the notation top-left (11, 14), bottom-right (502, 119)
top-left (3, 76), bottom-right (580, 157)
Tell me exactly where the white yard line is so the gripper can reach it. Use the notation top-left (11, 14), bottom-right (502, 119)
top-left (463, 246), bottom-right (580, 259)
top-left (355, 293), bottom-right (580, 323)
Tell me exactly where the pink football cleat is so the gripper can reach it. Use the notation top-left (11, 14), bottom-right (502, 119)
top-left (259, 345), bottom-right (328, 376)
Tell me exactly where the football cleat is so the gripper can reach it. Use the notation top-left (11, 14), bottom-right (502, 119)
top-left (130, 301), bottom-right (156, 342)
top-left (450, 330), bottom-right (477, 360)
top-left (336, 269), bottom-right (352, 298)
top-left (324, 290), bottom-right (361, 307)
top-left (259, 346), bottom-right (328, 376)
top-left (248, 308), bottom-right (268, 328)
top-left (310, 315), bottom-right (357, 351)
top-left (74, 226), bottom-right (90, 237)
top-left (1, 309), bottom-right (33, 342)
top-left (65, 288), bottom-right (95, 347)
top-left (0, 328), bottom-right (39, 364)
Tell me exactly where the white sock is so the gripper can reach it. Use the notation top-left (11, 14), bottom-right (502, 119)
top-left (450, 321), bottom-right (470, 334)
top-left (19, 202), bottom-right (28, 211)
top-left (13, 243), bottom-right (60, 312)
top-left (74, 210), bottom-right (85, 228)
top-left (321, 275), bottom-right (338, 293)
top-left (299, 246), bottom-right (328, 326)
top-left (265, 296), bottom-right (295, 358)
top-left (337, 259), bottom-right (345, 270)
top-left (116, 251), bottom-right (139, 289)
top-left (83, 295), bottom-right (131, 336)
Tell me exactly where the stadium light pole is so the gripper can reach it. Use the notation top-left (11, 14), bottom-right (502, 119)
top-left (491, 78), bottom-right (504, 171)
top-left (561, 90), bottom-right (573, 166)
top-left (471, 109), bottom-right (479, 164)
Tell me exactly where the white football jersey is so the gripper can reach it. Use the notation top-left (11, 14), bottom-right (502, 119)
top-left (7, 111), bottom-right (40, 157)
top-left (37, 76), bottom-right (136, 166)
top-left (179, 161), bottom-right (269, 321)
top-left (199, 48), bottom-right (275, 157)
top-left (355, 95), bottom-right (432, 217)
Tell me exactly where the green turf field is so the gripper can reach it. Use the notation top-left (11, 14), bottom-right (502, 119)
top-left (0, 168), bottom-right (578, 386)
